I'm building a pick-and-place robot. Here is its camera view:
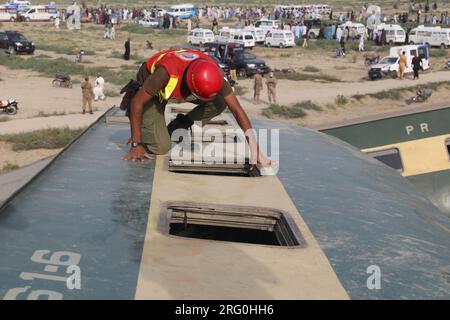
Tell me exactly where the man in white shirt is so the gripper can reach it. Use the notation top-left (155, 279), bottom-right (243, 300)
top-left (94, 74), bottom-right (106, 101)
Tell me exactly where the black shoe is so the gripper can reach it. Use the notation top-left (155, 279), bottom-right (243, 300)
top-left (167, 113), bottom-right (194, 137)
top-left (82, 110), bottom-right (85, 114)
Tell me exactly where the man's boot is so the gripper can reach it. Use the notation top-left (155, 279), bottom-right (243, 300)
top-left (167, 113), bottom-right (194, 138)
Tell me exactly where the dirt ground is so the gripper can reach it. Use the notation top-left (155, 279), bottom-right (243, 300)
top-left (1, 10), bottom-right (450, 172)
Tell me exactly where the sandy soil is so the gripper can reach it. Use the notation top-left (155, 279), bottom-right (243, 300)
top-left (0, 66), bottom-right (120, 120)
top-left (0, 141), bottom-right (60, 169)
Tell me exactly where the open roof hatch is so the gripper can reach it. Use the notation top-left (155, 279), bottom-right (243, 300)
top-left (159, 202), bottom-right (306, 247)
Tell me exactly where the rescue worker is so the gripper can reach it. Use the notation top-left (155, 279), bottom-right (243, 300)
top-left (253, 69), bottom-right (263, 104)
top-left (265, 71), bottom-right (277, 104)
top-left (81, 76), bottom-right (94, 114)
top-left (398, 50), bottom-right (407, 80)
top-left (120, 48), bottom-right (271, 166)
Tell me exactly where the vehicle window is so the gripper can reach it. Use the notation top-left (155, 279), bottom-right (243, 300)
top-left (239, 36), bottom-right (243, 40)
top-left (267, 33), bottom-right (272, 37)
top-left (410, 50), bottom-right (416, 56)
top-left (380, 57), bottom-right (398, 64)
top-left (367, 148), bottom-right (404, 172)
top-left (409, 31), bottom-right (416, 35)
top-left (234, 35), bottom-right (238, 40)
top-left (418, 48), bottom-right (425, 58)
top-left (194, 32), bottom-right (201, 37)
top-left (8, 33), bottom-right (27, 42)
top-left (397, 30), bottom-right (405, 35)
top-left (29, 9), bottom-right (35, 13)
top-left (205, 32), bottom-right (214, 37)
top-left (244, 35), bottom-right (253, 40)
top-left (241, 52), bottom-right (256, 60)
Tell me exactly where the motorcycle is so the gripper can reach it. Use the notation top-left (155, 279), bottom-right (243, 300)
top-left (0, 99), bottom-right (18, 115)
top-left (364, 54), bottom-right (380, 66)
top-left (52, 74), bottom-right (73, 89)
top-left (406, 88), bottom-right (432, 105)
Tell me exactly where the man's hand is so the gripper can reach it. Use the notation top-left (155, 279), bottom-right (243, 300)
top-left (223, 93), bottom-right (273, 167)
top-left (122, 145), bottom-right (155, 161)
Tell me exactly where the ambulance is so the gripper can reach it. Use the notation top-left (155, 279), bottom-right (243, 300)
top-left (0, 5), bottom-right (18, 22)
top-left (20, 4), bottom-right (59, 22)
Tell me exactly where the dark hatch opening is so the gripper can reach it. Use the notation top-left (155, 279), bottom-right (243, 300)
top-left (170, 224), bottom-right (280, 245)
top-left (161, 202), bottom-right (305, 247)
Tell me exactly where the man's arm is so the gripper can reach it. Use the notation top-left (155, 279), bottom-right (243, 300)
top-left (223, 92), bottom-right (271, 166)
top-left (122, 87), bottom-right (154, 161)
top-left (122, 66), bottom-right (170, 161)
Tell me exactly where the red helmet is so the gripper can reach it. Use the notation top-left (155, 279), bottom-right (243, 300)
top-left (186, 59), bottom-right (223, 101)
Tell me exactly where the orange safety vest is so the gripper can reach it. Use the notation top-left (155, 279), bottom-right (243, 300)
top-left (146, 49), bottom-right (216, 101)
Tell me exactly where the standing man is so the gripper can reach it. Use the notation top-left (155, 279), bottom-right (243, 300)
top-left (81, 76), bottom-right (94, 114)
top-left (110, 24), bottom-right (116, 40)
top-left (412, 54), bottom-right (422, 80)
top-left (253, 69), bottom-right (263, 104)
top-left (265, 71), bottom-right (277, 105)
top-left (301, 24), bottom-right (308, 48)
top-left (229, 53), bottom-right (237, 85)
top-left (398, 51), bottom-right (407, 80)
top-left (120, 48), bottom-right (271, 166)
top-left (94, 74), bottom-right (106, 101)
top-left (124, 38), bottom-right (131, 60)
top-left (55, 15), bottom-right (60, 30)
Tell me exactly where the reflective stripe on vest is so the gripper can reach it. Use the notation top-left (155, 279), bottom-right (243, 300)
top-left (150, 50), bottom-right (187, 101)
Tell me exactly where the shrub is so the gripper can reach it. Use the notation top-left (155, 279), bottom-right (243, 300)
top-left (262, 104), bottom-right (307, 119)
top-left (0, 127), bottom-right (85, 151)
top-left (303, 65), bottom-right (320, 73)
top-left (0, 162), bottom-right (19, 174)
top-left (335, 94), bottom-right (348, 105)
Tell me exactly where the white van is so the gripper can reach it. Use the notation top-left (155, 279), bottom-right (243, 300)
top-left (20, 5), bottom-right (58, 22)
top-left (376, 24), bottom-right (406, 44)
top-left (214, 27), bottom-right (236, 43)
top-left (168, 4), bottom-right (196, 19)
top-left (254, 19), bottom-right (281, 35)
top-left (368, 45), bottom-right (430, 79)
top-left (244, 26), bottom-right (266, 43)
top-left (264, 30), bottom-right (295, 48)
top-left (232, 30), bottom-right (255, 48)
top-left (0, 5), bottom-right (18, 21)
top-left (187, 28), bottom-right (215, 46)
top-left (409, 26), bottom-right (450, 48)
top-left (340, 22), bottom-right (366, 37)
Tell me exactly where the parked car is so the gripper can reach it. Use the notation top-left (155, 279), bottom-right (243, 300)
top-left (368, 45), bottom-right (430, 80)
top-left (264, 30), bottom-right (295, 48)
top-left (0, 30), bottom-right (34, 55)
top-left (19, 5), bottom-right (58, 22)
top-left (244, 26), bottom-right (266, 43)
top-left (214, 27), bottom-right (236, 43)
top-left (203, 42), bottom-right (269, 78)
top-left (167, 4), bottom-right (196, 19)
top-left (254, 19), bottom-right (281, 35)
top-left (138, 16), bottom-right (159, 28)
top-left (187, 28), bottom-right (215, 46)
top-left (233, 49), bottom-right (270, 78)
top-left (232, 30), bottom-right (256, 48)
top-left (375, 24), bottom-right (406, 45)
